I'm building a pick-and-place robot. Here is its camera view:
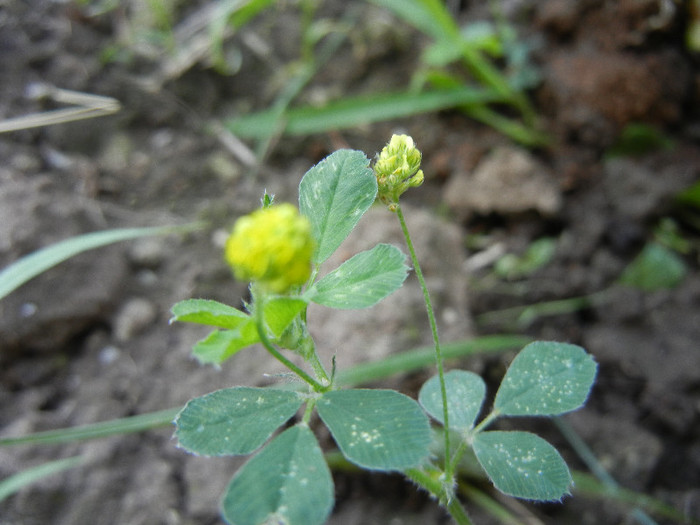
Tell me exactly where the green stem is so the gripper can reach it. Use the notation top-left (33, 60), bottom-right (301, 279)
top-left (405, 468), bottom-right (474, 525)
top-left (303, 336), bottom-right (331, 387)
top-left (394, 203), bottom-right (452, 482)
top-left (302, 398), bottom-right (317, 424)
top-left (445, 494), bottom-right (476, 525)
top-left (253, 291), bottom-right (325, 392)
top-left (471, 411), bottom-right (500, 436)
top-left (449, 438), bottom-right (472, 473)
top-left (450, 411), bottom-right (500, 469)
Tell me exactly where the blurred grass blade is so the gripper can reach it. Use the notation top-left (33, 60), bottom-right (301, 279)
top-left (335, 334), bottom-right (530, 387)
top-left (459, 483), bottom-right (528, 525)
top-left (227, 86), bottom-right (502, 139)
top-left (0, 85), bottom-right (120, 133)
top-left (0, 223), bottom-right (201, 301)
top-left (367, 0), bottom-right (460, 42)
top-left (555, 417), bottom-right (682, 525)
top-left (426, 71), bottom-right (546, 145)
top-left (0, 336), bottom-right (526, 448)
top-left (572, 472), bottom-right (694, 524)
top-left (369, 0), bottom-right (536, 122)
top-left (0, 408), bottom-right (180, 447)
top-left (0, 456), bottom-right (84, 502)
top-left (209, 0), bottom-right (276, 73)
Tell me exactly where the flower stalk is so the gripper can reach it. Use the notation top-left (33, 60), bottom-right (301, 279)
top-left (374, 134), bottom-right (455, 495)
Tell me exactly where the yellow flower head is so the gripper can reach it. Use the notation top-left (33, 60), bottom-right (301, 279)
top-left (225, 203), bottom-right (315, 293)
top-left (373, 134), bottom-right (424, 208)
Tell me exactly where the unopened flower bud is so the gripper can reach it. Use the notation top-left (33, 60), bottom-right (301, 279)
top-left (225, 204), bottom-right (314, 293)
top-left (373, 134), bottom-right (424, 207)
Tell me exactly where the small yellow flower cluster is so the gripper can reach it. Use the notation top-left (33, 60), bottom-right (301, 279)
top-left (225, 203), bottom-right (314, 293)
top-left (373, 134), bottom-right (424, 208)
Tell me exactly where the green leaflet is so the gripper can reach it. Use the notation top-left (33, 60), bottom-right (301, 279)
top-left (174, 387), bottom-right (303, 456)
top-left (170, 298), bottom-right (250, 329)
top-left (298, 149), bottom-right (377, 264)
top-left (419, 369), bottom-right (486, 431)
top-left (191, 326), bottom-right (259, 365)
top-left (221, 425), bottom-right (333, 525)
top-left (473, 431), bottom-right (572, 501)
top-left (171, 299), bottom-right (259, 365)
top-left (494, 341), bottom-right (597, 417)
top-left (263, 296), bottom-right (308, 337)
top-left (316, 389), bottom-right (431, 471)
top-left (172, 297), bottom-right (309, 364)
top-left (306, 243), bottom-right (408, 309)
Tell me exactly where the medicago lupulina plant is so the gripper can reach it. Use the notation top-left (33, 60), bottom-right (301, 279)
top-left (170, 135), bottom-right (597, 525)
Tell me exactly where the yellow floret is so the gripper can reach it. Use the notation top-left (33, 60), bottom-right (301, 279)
top-left (373, 134), bottom-right (424, 207)
top-left (225, 203), bottom-right (314, 293)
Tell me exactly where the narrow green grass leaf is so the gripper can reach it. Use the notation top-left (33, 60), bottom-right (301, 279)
top-left (571, 471), bottom-right (698, 524)
top-left (0, 336), bottom-right (529, 449)
top-left (0, 224), bottom-right (199, 301)
top-left (459, 483), bottom-right (525, 525)
top-left (368, 0), bottom-right (460, 42)
top-left (494, 341), bottom-right (597, 417)
top-left (209, 0), bottom-right (275, 72)
top-left (0, 408), bottom-right (179, 447)
top-left (336, 335), bottom-right (530, 387)
top-left (317, 389), bottom-right (431, 471)
top-left (419, 369), bottom-right (485, 431)
top-left (221, 425), bottom-right (333, 525)
top-left (170, 298), bottom-right (250, 329)
top-left (175, 387), bottom-right (303, 456)
top-left (307, 243), bottom-right (408, 309)
top-left (228, 87), bottom-right (501, 139)
top-left (0, 456), bottom-right (85, 502)
top-left (298, 149), bottom-right (376, 264)
top-left (473, 431), bottom-right (572, 501)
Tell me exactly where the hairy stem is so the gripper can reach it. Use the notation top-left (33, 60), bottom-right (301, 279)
top-left (253, 291), bottom-right (325, 392)
top-left (395, 203), bottom-right (453, 482)
top-left (304, 336), bottom-right (331, 387)
top-left (405, 468), bottom-right (473, 525)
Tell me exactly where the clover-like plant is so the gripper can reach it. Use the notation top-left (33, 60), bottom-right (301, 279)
top-left (170, 136), bottom-right (597, 525)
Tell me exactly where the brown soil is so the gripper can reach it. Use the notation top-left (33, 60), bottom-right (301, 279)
top-left (1, 1), bottom-right (699, 524)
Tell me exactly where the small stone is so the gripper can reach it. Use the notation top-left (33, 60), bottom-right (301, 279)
top-left (10, 152), bottom-right (41, 172)
top-left (113, 298), bottom-right (157, 342)
top-left (128, 237), bottom-right (167, 269)
top-left (443, 146), bottom-right (562, 218)
top-left (99, 345), bottom-right (121, 365)
top-left (206, 151), bottom-right (241, 182)
top-left (98, 132), bottom-right (133, 172)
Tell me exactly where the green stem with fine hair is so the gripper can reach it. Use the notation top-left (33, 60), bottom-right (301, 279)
top-left (253, 290), bottom-right (326, 393)
top-left (405, 468), bottom-right (473, 525)
top-left (394, 203), bottom-right (454, 486)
